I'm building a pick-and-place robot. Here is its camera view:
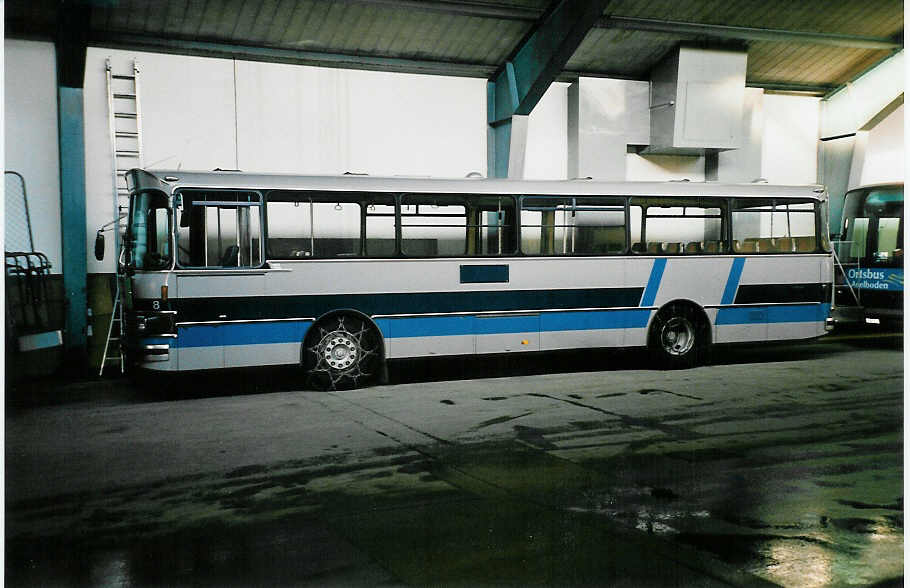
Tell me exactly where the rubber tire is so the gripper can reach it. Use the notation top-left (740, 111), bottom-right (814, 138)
top-left (648, 302), bottom-right (708, 369)
top-left (304, 314), bottom-right (382, 391)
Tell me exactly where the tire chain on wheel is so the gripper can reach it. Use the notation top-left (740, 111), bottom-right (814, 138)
top-left (306, 315), bottom-right (380, 390)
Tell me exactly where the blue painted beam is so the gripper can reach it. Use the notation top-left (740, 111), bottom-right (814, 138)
top-left (489, 0), bottom-right (612, 123)
top-left (56, 2), bottom-right (90, 369)
top-left (488, 0), bottom-right (611, 177)
top-left (57, 87), bottom-right (88, 358)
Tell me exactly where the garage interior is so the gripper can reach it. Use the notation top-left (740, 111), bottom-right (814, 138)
top-left (4, 1), bottom-right (905, 586)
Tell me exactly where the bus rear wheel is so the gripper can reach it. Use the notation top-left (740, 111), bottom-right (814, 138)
top-left (648, 302), bottom-right (708, 369)
top-left (305, 314), bottom-right (382, 391)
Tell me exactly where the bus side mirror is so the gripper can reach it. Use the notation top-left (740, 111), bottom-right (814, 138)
top-left (94, 231), bottom-right (105, 261)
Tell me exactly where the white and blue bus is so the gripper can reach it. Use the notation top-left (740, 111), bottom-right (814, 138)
top-left (833, 183), bottom-right (903, 328)
top-left (120, 169), bottom-right (833, 389)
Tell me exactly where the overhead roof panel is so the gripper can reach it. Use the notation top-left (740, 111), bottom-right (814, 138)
top-left (608, 0), bottom-right (902, 37)
top-left (5, 0), bottom-right (903, 94)
top-left (747, 43), bottom-right (895, 86)
top-left (568, 28), bottom-right (679, 78)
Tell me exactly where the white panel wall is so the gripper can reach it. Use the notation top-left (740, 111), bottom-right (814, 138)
top-left (761, 94), bottom-right (820, 184)
top-left (524, 82), bottom-right (568, 180)
top-left (4, 40), bottom-right (62, 272)
top-left (81, 49), bottom-right (486, 271)
top-left (5, 43), bottom-right (846, 276)
top-left (861, 104), bottom-right (904, 185)
top-left (236, 63), bottom-right (486, 176)
top-left (84, 49), bottom-right (239, 270)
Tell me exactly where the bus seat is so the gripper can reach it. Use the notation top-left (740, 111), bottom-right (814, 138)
top-left (795, 236), bottom-right (817, 252)
top-left (755, 238), bottom-right (774, 253)
top-left (706, 240), bottom-right (724, 253)
top-left (742, 238), bottom-right (761, 252)
top-left (664, 242), bottom-right (681, 254)
top-left (775, 237), bottom-right (795, 252)
top-left (685, 242), bottom-right (701, 254)
top-left (647, 242), bottom-right (661, 254)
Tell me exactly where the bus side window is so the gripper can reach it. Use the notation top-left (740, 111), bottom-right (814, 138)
top-left (732, 199), bottom-right (816, 253)
top-left (400, 194), bottom-right (467, 257)
top-left (522, 196), bottom-right (624, 256)
top-left (176, 191), bottom-right (263, 268)
top-left (467, 195), bottom-right (516, 256)
top-left (630, 197), bottom-right (725, 254)
top-left (266, 192), bottom-right (363, 258)
top-left (364, 195), bottom-right (396, 256)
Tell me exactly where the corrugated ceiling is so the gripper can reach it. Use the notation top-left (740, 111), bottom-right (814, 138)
top-left (6, 0), bottom-right (903, 94)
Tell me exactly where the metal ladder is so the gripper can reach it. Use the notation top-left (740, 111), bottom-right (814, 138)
top-left (106, 57), bottom-right (143, 250)
top-left (99, 281), bottom-right (124, 376)
top-left (100, 58), bottom-right (143, 376)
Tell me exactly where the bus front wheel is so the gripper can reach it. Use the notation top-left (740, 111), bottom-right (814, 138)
top-left (304, 314), bottom-right (382, 390)
top-left (648, 303), bottom-right (708, 369)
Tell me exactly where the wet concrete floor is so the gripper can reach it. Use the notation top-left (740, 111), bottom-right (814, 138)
top-left (6, 329), bottom-right (903, 586)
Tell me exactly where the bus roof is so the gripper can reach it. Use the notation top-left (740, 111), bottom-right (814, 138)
top-left (129, 169), bottom-right (828, 200)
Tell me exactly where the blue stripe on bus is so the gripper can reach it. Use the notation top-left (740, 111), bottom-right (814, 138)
top-left (474, 314), bottom-right (539, 334)
top-left (176, 320), bottom-right (312, 348)
top-left (640, 258), bottom-right (666, 307)
top-left (540, 309), bottom-right (651, 331)
top-left (170, 303), bottom-right (828, 349)
top-left (721, 258), bottom-right (746, 305)
top-left (382, 315), bottom-right (474, 338)
top-left (139, 337), bottom-right (173, 346)
top-left (379, 310), bottom-right (652, 338)
top-left (715, 303), bottom-right (829, 325)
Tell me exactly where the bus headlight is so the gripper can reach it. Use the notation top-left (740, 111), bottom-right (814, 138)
top-left (133, 313), bottom-right (176, 335)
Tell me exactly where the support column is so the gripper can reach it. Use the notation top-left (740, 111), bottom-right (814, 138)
top-left (487, 0), bottom-right (612, 178)
top-left (56, 2), bottom-right (90, 373)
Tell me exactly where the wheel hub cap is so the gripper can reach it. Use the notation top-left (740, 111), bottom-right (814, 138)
top-left (323, 333), bottom-right (358, 370)
top-left (661, 317), bottom-right (695, 356)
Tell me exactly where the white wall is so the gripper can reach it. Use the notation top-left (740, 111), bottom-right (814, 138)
top-left (761, 94), bottom-right (820, 184)
top-left (4, 42), bottom-right (862, 276)
top-left (525, 82), bottom-right (568, 179)
top-left (82, 49), bottom-right (488, 271)
top-left (861, 103), bottom-right (904, 185)
top-left (4, 40), bottom-right (62, 272)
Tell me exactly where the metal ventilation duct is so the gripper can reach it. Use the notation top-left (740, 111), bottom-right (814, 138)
top-left (644, 46), bottom-right (748, 155)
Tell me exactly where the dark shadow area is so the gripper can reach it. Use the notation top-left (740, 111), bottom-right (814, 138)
top-left (6, 327), bottom-right (900, 409)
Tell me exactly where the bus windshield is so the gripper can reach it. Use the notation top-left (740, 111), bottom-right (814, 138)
top-left (839, 186), bottom-right (903, 268)
top-left (128, 190), bottom-right (171, 269)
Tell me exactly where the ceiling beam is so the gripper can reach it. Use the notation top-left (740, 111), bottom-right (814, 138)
top-left (598, 16), bottom-right (903, 50)
top-left (490, 0), bottom-right (612, 121)
top-left (487, 0), bottom-right (612, 178)
top-left (343, 0), bottom-right (541, 21)
top-left (91, 32), bottom-right (498, 78)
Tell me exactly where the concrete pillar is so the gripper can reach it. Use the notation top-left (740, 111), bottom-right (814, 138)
top-left (567, 78), bottom-right (650, 181)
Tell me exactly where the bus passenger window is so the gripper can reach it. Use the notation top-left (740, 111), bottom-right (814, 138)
top-left (365, 197), bottom-right (396, 256)
top-left (176, 191), bottom-right (262, 268)
top-left (265, 192), bottom-right (362, 258)
top-left (732, 199), bottom-right (817, 253)
top-left (630, 197), bottom-right (725, 254)
top-left (467, 195), bottom-right (516, 256)
top-left (521, 196), bottom-right (624, 255)
top-left (400, 195), bottom-right (467, 256)
top-left (312, 202), bottom-right (360, 257)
